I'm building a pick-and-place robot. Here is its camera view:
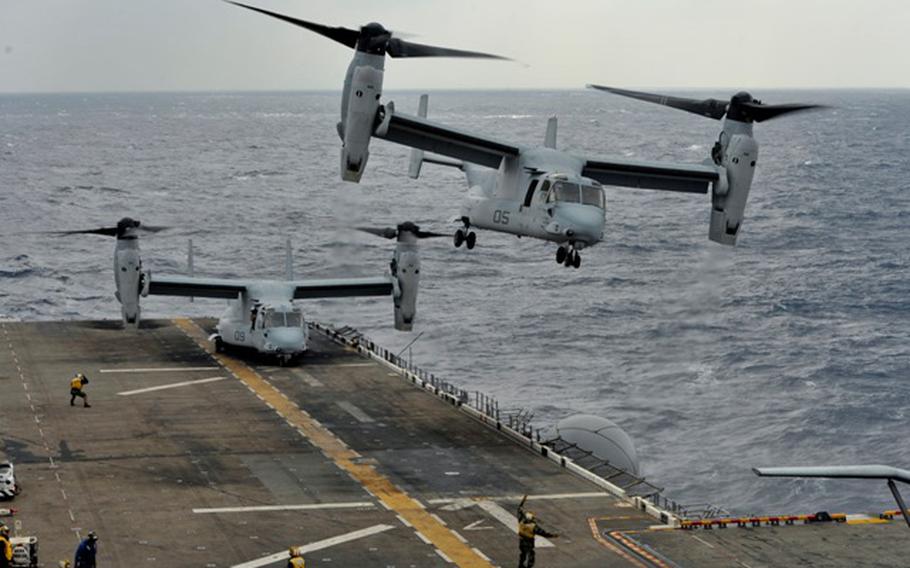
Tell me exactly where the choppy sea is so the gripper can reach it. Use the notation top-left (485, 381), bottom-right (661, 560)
top-left (1, 89), bottom-right (908, 515)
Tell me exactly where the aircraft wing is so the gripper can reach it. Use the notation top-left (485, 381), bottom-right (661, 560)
top-left (582, 158), bottom-right (720, 194)
top-left (292, 276), bottom-right (393, 299)
top-left (147, 276), bottom-right (249, 299)
top-left (376, 110), bottom-right (520, 169)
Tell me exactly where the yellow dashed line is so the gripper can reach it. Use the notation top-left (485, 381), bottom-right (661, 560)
top-left (174, 318), bottom-right (493, 568)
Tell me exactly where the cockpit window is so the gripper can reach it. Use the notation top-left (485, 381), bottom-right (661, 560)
top-left (553, 181), bottom-right (580, 203)
top-left (581, 185), bottom-right (605, 208)
top-left (285, 311), bottom-right (303, 327)
top-left (264, 310), bottom-right (285, 328)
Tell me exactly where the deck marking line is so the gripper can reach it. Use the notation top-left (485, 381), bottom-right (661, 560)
top-left (117, 376), bottom-right (228, 396)
top-left (475, 500), bottom-right (554, 547)
top-left (691, 534), bottom-right (715, 549)
top-left (471, 548), bottom-right (492, 562)
top-left (430, 491), bottom-right (610, 505)
top-left (294, 369), bottom-right (324, 387)
top-left (337, 401), bottom-right (375, 423)
top-left (464, 520), bottom-right (492, 531)
top-left (609, 530), bottom-right (673, 568)
top-left (99, 366), bottom-right (219, 373)
top-left (435, 549), bottom-right (454, 563)
top-left (587, 518), bottom-right (648, 568)
top-left (175, 318), bottom-right (494, 568)
top-left (193, 502), bottom-right (374, 514)
top-left (231, 524), bottom-right (395, 568)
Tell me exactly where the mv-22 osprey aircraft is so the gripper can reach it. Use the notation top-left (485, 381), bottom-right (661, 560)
top-left (228, 2), bottom-right (824, 268)
top-left (58, 218), bottom-right (440, 363)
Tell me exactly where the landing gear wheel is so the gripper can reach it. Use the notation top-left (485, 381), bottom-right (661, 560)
top-left (556, 246), bottom-right (567, 264)
top-left (465, 231), bottom-right (477, 250)
top-left (573, 252), bottom-right (581, 269)
top-left (214, 336), bottom-right (224, 353)
top-left (454, 229), bottom-right (465, 248)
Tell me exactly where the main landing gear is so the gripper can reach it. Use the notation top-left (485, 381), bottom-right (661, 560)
top-left (556, 245), bottom-right (581, 269)
top-left (454, 219), bottom-right (476, 250)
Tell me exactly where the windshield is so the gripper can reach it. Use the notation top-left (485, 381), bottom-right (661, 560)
top-left (264, 309), bottom-right (284, 328)
top-left (553, 181), bottom-right (580, 203)
top-left (285, 311), bottom-right (303, 327)
top-left (581, 185), bottom-right (605, 208)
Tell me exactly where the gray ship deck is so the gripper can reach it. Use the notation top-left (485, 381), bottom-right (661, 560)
top-left (1, 319), bottom-right (907, 567)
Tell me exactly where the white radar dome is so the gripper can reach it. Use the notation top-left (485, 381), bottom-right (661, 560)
top-left (556, 414), bottom-right (640, 476)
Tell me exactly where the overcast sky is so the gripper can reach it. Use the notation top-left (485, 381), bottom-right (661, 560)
top-left (1, 0), bottom-right (909, 93)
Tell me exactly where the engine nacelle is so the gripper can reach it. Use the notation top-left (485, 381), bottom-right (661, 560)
top-left (113, 239), bottom-right (144, 327)
top-left (340, 65), bottom-right (383, 182)
top-left (709, 129), bottom-right (758, 246)
top-left (391, 244), bottom-right (419, 331)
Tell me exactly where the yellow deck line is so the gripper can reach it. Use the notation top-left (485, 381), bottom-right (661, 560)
top-left (174, 318), bottom-right (493, 568)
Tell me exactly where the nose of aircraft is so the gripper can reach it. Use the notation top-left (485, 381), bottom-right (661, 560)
top-left (555, 204), bottom-right (605, 244)
top-left (267, 327), bottom-right (306, 354)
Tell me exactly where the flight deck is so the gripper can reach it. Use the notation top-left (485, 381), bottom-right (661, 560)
top-left (1, 319), bottom-right (908, 567)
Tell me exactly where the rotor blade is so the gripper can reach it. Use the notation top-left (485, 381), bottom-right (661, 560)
top-left (387, 38), bottom-right (509, 60)
top-left (415, 230), bottom-right (448, 238)
top-left (138, 224), bottom-right (170, 233)
top-left (357, 227), bottom-right (398, 239)
top-left (48, 227), bottom-right (120, 237)
top-left (225, 1), bottom-right (359, 49)
top-left (588, 85), bottom-right (728, 120)
top-left (741, 102), bottom-right (827, 123)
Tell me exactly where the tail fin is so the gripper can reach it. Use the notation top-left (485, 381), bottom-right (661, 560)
top-left (187, 238), bottom-right (195, 303)
top-left (408, 94), bottom-right (429, 179)
top-left (544, 116), bottom-right (557, 149)
top-left (285, 238), bottom-right (294, 280)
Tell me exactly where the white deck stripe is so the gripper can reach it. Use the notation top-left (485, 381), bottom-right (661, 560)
top-left (100, 366), bottom-right (219, 373)
top-left (429, 491), bottom-right (610, 505)
top-left (193, 501), bottom-right (375, 514)
top-left (332, 363), bottom-right (375, 368)
top-left (294, 369), bottom-right (324, 387)
top-left (117, 376), bottom-right (228, 396)
top-left (337, 401), bottom-right (375, 423)
top-left (475, 501), bottom-right (555, 548)
top-left (231, 524), bottom-right (395, 568)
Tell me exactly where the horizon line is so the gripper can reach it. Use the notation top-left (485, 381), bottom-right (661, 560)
top-left (2, 86), bottom-right (909, 97)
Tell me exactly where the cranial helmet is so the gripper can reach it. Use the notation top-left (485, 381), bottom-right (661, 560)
top-left (0, 524), bottom-right (9, 535)
top-left (524, 511), bottom-right (535, 522)
top-left (289, 547), bottom-right (300, 557)
top-left (87, 531), bottom-right (98, 540)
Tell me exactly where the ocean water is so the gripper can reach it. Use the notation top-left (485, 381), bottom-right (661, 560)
top-left (1, 89), bottom-right (908, 516)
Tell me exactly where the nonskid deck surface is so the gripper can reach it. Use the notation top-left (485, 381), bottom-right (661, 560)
top-left (0, 319), bottom-right (907, 567)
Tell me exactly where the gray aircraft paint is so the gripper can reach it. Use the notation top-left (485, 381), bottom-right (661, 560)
top-left (108, 222), bottom-right (420, 361)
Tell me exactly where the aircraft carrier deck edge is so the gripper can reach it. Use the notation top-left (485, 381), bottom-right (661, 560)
top-left (1, 319), bottom-right (908, 567)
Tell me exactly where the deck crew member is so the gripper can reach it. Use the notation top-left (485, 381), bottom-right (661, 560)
top-left (0, 524), bottom-right (12, 568)
top-left (74, 531), bottom-right (98, 568)
top-left (517, 495), bottom-right (558, 568)
top-left (287, 547), bottom-right (305, 567)
top-left (70, 373), bottom-right (91, 408)
top-left (250, 302), bottom-right (260, 331)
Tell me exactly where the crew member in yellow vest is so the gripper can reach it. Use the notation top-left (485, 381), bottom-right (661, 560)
top-left (0, 523), bottom-right (13, 568)
top-left (70, 373), bottom-right (91, 408)
top-left (517, 494), bottom-right (558, 568)
top-left (287, 547), bottom-right (305, 568)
